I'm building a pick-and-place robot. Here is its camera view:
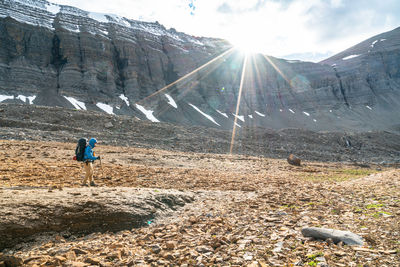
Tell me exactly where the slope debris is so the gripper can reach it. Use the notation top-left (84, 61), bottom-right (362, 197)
top-left (0, 140), bottom-right (399, 266)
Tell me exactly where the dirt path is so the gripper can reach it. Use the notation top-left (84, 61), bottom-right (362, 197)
top-left (1, 140), bottom-right (399, 266)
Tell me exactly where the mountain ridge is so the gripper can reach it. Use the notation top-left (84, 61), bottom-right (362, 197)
top-left (1, 0), bottom-right (400, 133)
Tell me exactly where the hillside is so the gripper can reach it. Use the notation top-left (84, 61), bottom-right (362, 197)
top-left (1, 0), bottom-right (400, 132)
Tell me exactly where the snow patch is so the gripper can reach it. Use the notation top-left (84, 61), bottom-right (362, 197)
top-left (370, 40), bottom-right (378, 48)
top-left (0, 95), bottom-right (14, 102)
top-left (189, 103), bottom-right (220, 126)
top-left (313, 119), bottom-right (317, 122)
top-left (331, 64), bottom-right (337, 67)
top-left (165, 94), bottom-right (177, 108)
top-left (232, 114), bottom-right (245, 122)
top-left (235, 122), bottom-right (241, 128)
top-left (329, 110), bottom-right (332, 113)
top-left (96, 102), bottom-right (114, 115)
top-left (255, 111), bottom-right (265, 117)
top-left (64, 96), bottom-right (86, 110)
top-left (279, 109), bottom-right (283, 112)
top-left (303, 111), bottom-right (310, 116)
top-left (46, 3), bottom-right (60, 14)
top-left (289, 109), bottom-right (295, 114)
top-left (216, 109), bottom-right (228, 118)
top-left (366, 105), bottom-right (372, 110)
top-left (27, 96), bottom-right (36, 104)
top-left (248, 114), bottom-right (253, 119)
top-left (88, 12), bottom-right (109, 23)
top-left (342, 54), bottom-right (360, 60)
top-left (135, 104), bottom-right (160, 122)
top-left (119, 94), bottom-right (130, 106)
top-left (380, 39), bottom-right (386, 42)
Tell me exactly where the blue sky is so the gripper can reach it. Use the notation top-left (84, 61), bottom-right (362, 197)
top-left (51, 0), bottom-right (400, 62)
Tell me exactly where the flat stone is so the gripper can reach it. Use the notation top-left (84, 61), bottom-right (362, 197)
top-left (104, 122), bottom-right (113, 128)
top-left (301, 227), bottom-right (363, 246)
top-left (150, 244), bottom-right (161, 254)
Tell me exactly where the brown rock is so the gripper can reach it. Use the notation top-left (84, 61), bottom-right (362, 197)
top-left (84, 257), bottom-right (101, 265)
top-left (65, 251), bottom-right (77, 261)
top-left (54, 256), bottom-right (66, 262)
top-left (70, 261), bottom-right (87, 267)
top-left (287, 154), bottom-right (301, 166)
top-left (189, 216), bottom-right (198, 224)
top-left (166, 241), bottom-right (176, 250)
top-left (72, 248), bottom-right (88, 255)
top-left (0, 255), bottom-right (23, 267)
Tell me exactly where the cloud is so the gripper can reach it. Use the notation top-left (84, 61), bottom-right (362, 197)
top-left (216, 0), bottom-right (269, 14)
top-left (305, 0), bottom-right (400, 44)
top-left (217, 3), bottom-right (232, 14)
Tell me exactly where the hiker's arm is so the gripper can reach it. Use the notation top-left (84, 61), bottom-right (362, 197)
top-left (84, 147), bottom-right (98, 161)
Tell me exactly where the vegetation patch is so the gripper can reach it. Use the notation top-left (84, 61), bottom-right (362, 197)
top-left (303, 167), bottom-right (377, 182)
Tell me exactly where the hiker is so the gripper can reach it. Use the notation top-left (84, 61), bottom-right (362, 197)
top-left (82, 138), bottom-right (100, 186)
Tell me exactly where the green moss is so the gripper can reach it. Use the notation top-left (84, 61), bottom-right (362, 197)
top-left (303, 168), bottom-right (377, 182)
top-left (366, 203), bottom-right (384, 209)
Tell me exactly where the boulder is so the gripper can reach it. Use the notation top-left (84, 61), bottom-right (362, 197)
top-left (301, 227), bottom-right (363, 246)
top-left (287, 154), bottom-right (301, 166)
top-left (0, 187), bottom-right (194, 250)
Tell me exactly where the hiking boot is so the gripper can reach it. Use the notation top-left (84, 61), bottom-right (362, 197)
top-left (81, 183), bottom-right (88, 187)
top-left (90, 181), bottom-right (97, 187)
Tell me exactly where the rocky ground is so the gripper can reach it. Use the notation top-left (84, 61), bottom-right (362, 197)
top-left (1, 103), bottom-right (400, 164)
top-left (0, 139), bottom-right (399, 266)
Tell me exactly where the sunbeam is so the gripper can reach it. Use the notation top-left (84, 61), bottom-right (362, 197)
top-left (136, 47), bottom-right (235, 106)
top-left (229, 54), bottom-right (248, 154)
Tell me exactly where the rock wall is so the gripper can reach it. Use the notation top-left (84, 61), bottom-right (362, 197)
top-left (1, 0), bottom-right (400, 132)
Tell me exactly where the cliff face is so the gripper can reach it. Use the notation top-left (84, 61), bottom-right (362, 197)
top-left (1, 0), bottom-right (400, 132)
top-left (0, 0), bottom-right (230, 110)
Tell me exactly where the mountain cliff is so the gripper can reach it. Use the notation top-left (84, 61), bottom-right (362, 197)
top-left (1, 0), bottom-right (400, 132)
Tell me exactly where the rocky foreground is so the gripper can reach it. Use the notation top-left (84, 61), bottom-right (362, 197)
top-left (0, 140), bottom-right (399, 266)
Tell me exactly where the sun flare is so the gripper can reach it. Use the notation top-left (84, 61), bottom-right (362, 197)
top-left (228, 32), bottom-right (266, 54)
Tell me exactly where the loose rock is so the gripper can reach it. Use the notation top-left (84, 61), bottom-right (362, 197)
top-left (301, 227), bottom-right (363, 246)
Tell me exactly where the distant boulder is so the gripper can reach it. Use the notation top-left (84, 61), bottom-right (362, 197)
top-left (287, 154), bottom-right (301, 166)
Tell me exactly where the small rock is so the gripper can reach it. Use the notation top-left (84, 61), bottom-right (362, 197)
top-left (54, 256), bottom-right (66, 262)
top-left (165, 241), bottom-right (176, 250)
top-left (301, 227), bottom-right (363, 246)
top-left (243, 252), bottom-right (253, 261)
top-left (72, 248), bottom-right (88, 255)
top-left (195, 245), bottom-right (213, 254)
top-left (189, 216), bottom-right (198, 224)
top-left (272, 241), bottom-right (284, 253)
top-left (151, 244), bottom-right (162, 254)
top-left (287, 154), bottom-right (301, 166)
top-left (69, 261), bottom-right (87, 267)
top-left (65, 251), bottom-right (77, 261)
top-left (104, 122), bottom-right (113, 128)
top-left (163, 252), bottom-right (174, 260)
top-left (84, 257), bottom-right (101, 265)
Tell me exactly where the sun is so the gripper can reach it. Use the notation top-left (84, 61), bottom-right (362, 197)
top-left (228, 32), bottom-right (266, 54)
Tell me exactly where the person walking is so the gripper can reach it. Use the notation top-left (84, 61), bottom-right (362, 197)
top-left (82, 138), bottom-right (100, 186)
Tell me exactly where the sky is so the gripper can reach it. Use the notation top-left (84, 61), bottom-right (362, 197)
top-left (50, 0), bottom-right (400, 62)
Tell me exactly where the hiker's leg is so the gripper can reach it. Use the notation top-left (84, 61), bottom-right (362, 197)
top-left (88, 162), bottom-right (94, 183)
top-left (82, 162), bottom-right (90, 184)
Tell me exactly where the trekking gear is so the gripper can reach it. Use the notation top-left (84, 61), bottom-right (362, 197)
top-left (75, 138), bottom-right (87, 161)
